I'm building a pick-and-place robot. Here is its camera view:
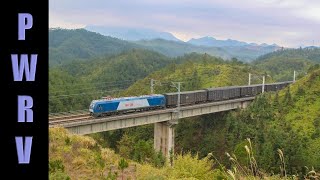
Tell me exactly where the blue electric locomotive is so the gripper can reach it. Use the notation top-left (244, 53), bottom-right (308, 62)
top-left (89, 94), bottom-right (166, 117)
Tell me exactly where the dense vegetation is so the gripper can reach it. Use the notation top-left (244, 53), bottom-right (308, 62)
top-left (256, 47), bottom-right (320, 63)
top-left (49, 28), bottom-right (141, 66)
top-left (80, 66), bottom-right (320, 179)
top-left (49, 49), bottom-right (170, 113)
top-left (123, 53), bottom-right (271, 96)
top-left (177, 66), bottom-right (320, 173)
top-left (50, 51), bottom-right (267, 113)
top-left (253, 48), bottom-right (320, 81)
top-left (50, 123), bottom-right (319, 179)
top-left (88, 64), bottom-right (319, 178)
top-left (50, 127), bottom-right (227, 180)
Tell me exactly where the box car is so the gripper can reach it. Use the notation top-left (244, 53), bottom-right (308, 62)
top-left (265, 81), bottom-right (291, 92)
top-left (265, 83), bottom-right (278, 92)
top-left (206, 86), bottom-right (241, 101)
top-left (164, 90), bottom-right (207, 107)
top-left (278, 81), bottom-right (292, 90)
top-left (240, 85), bottom-right (262, 97)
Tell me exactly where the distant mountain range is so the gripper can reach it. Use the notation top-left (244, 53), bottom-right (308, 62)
top-left (85, 25), bottom-right (181, 42)
top-left (85, 25), bottom-right (280, 48)
top-left (49, 28), bottom-right (282, 65)
top-left (134, 39), bottom-right (280, 61)
top-left (188, 36), bottom-right (279, 48)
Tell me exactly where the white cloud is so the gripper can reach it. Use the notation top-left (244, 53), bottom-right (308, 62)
top-left (49, 12), bottom-right (86, 29)
top-left (170, 31), bottom-right (201, 41)
top-left (49, 0), bottom-right (320, 47)
top-left (299, 7), bottom-right (320, 22)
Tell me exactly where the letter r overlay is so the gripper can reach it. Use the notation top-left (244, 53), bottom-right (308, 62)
top-left (18, 96), bottom-right (33, 123)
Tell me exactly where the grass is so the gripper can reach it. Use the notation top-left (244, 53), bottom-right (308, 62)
top-left (50, 127), bottom-right (320, 179)
top-left (224, 138), bottom-right (320, 180)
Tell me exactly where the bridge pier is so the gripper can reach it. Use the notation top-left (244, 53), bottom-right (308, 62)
top-left (154, 120), bottom-right (177, 157)
top-left (241, 101), bottom-right (251, 109)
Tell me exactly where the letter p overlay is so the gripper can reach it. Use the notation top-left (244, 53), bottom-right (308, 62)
top-left (18, 13), bottom-right (33, 40)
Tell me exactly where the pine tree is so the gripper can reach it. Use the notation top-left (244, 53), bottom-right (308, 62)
top-left (283, 87), bottom-right (293, 107)
top-left (296, 85), bottom-right (305, 96)
top-left (273, 92), bottom-right (280, 109)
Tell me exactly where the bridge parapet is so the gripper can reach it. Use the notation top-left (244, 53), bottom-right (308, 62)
top-left (56, 97), bottom-right (255, 136)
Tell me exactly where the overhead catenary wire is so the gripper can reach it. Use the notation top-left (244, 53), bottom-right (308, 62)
top-left (49, 89), bottom-right (123, 99)
top-left (50, 67), bottom-right (270, 98)
top-left (50, 79), bottom-right (136, 87)
top-left (50, 82), bottom-right (133, 94)
top-left (50, 65), bottom-right (241, 91)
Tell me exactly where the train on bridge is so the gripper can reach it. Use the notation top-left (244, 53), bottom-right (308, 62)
top-left (89, 81), bottom-right (292, 117)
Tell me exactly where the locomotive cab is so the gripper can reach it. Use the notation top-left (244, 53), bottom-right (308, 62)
top-left (89, 101), bottom-right (96, 113)
top-left (89, 100), bottom-right (102, 117)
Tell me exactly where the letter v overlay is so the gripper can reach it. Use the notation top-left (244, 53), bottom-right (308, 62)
top-left (11, 54), bottom-right (37, 81)
top-left (16, 137), bottom-right (33, 164)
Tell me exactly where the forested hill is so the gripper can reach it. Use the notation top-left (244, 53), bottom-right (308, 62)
top-left (253, 48), bottom-right (320, 81)
top-left (49, 28), bottom-right (141, 66)
top-left (49, 51), bottom-right (271, 112)
top-left (49, 49), bottom-right (171, 112)
top-left (221, 66), bottom-right (320, 172)
top-left (255, 47), bottom-right (320, 63)
top-left (122, 53), bottom-right (269, 96)
top-left (170, 65), bottom-right (320, 177)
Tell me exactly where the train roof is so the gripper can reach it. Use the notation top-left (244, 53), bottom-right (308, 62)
top-left (234, 81), bottom-right (292, 88)
top-left (164, 89), bottom-right (207, 95)
top-left (264, 81), bottom-right (293, 85)
top-left (237, 84), bottom-right (264, 87)
top-left (205, 85), bottom-right (245, 90)
top-left (91, 94), bottom-right (164, 103)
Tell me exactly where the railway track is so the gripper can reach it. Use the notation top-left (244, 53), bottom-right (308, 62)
top-left (49, 113), bottom-right (90, 121)
top-left (49, 108), bottom-right (167, 127)
top-left (49, 114), bottom-right (92, 126)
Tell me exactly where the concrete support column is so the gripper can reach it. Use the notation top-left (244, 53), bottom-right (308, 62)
top-left (241, 101), bottom-right (250, 109)
top-left (154, 121), bottom-right (175, 157)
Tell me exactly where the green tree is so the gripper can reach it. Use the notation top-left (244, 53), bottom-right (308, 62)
top-left (296, 85), bottom-right (305, 96)
top-left (118, 158), bottom-right (129, 180)
top-left (133, 140), bottom-right (154, 163)
top-left (117, 133), bottom-right (134, 159)
top-left (282, 87), bottom-right (293, 107)
top-left (153, 151), bottom-right (166, 168)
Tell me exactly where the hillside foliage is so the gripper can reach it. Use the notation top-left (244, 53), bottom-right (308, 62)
top-left (49, 127), bottom-right (226, 180)
top-left (49, 28), bottom-right (141, 66)
top-left (49, 49), bottom-right (170, 113)
top-left (175, 66), bottom-right (320, 176)
top-left (253, 48), bottom-right (320, 81)
top-left (123, 53), bottom-right (269, 96)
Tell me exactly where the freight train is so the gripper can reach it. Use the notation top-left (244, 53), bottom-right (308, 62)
top-left (89, 81), bottom-right (292, 117)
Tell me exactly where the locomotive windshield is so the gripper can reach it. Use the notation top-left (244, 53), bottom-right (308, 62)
top-left (89, 102), bottom-right (95, 110)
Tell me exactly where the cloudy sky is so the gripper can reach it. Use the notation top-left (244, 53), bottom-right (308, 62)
top-left (50, 0), bottom-right (320, 47)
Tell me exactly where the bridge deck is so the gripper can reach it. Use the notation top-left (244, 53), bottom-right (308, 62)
top-left (50, 97), bottom-right (255, 135)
